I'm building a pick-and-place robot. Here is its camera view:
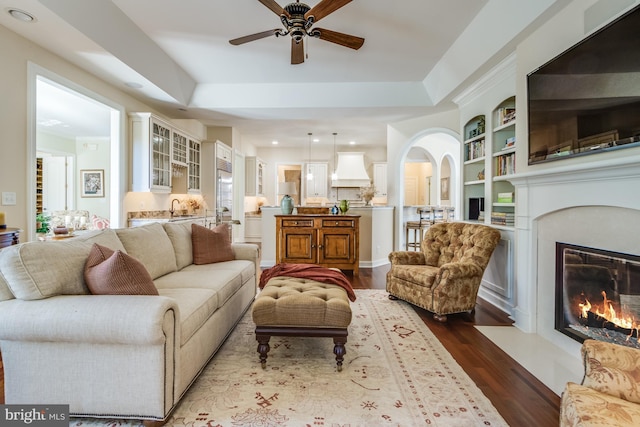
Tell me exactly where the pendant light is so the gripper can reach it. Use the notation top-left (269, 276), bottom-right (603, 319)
top-left (331, 132), bottom-right (338, 180)
top-left (306, 132), bottom-right (313, 181)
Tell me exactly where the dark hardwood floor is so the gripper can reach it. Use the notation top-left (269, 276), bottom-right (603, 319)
top-left (349, 265), bottom-right (561, 427)
top-left (0, 265), bottom-right (560, 426)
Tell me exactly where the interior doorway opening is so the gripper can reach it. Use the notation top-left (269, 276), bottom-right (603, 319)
top-left (29, 66), bottom-right (124, 239)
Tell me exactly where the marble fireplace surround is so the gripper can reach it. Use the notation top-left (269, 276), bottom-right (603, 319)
top-left (509, 154), bottom-right (640, 359)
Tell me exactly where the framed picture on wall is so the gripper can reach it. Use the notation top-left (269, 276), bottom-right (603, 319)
top-left (441, 177), bottom-right (450, 200)
top-left (81, 169), bottom-right (104, 198)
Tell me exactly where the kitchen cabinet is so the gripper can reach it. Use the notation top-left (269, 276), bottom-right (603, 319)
top-left (245, 156), bottom-right (265, 196)
top-left (305, 163), bottom-right (328, 198)
top-left (244, 215), bottom-right (262, 242)
top-left (372, 162), bottom-right (387, 196)
top-left (188, 137), bottom-right (201, 193)
top-left (130, 112), bottom-right (202, 194)
top-left (276, 214), bottom-right (359, 275)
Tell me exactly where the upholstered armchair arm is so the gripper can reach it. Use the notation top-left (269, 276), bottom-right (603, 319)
top-left (388, 251), bottom-right (426, 266)
top-left (581, 339), bottom-right (640, 404)
top-left (430, 261), bottom-right (484, 313)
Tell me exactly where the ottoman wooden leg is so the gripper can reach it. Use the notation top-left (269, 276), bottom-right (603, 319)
top-left (333, 336), bottom-right (347, 372)
top-left (256, 334), bottom-right (271, 369)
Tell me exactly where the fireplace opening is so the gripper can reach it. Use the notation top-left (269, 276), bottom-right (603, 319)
top-left (555, 243), bottom-right (640, 349)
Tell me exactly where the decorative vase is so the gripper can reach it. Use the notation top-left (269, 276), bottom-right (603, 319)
top-left (280, 195), bottom-right (294, 214)
top-left (363, 196), bottom-right (373, 206)
top-left (339, 199), bottom-right (350, 214)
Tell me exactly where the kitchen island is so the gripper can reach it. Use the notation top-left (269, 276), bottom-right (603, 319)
top-left (261, 206), bottom-right (394, 270)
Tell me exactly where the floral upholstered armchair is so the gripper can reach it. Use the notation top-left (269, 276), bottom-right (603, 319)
top-left (386, 222), bottom-right (500, 322)
top-left (560, 339), bottom-right (640, 427)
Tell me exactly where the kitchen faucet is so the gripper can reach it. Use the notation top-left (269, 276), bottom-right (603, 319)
top-left (170, 198), bottom-right (180, 217)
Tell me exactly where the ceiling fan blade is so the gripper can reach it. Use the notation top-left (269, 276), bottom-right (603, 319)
top-left (305, 0), bottom-right (352, 22)
top-left (315, 28), bottom-right (364, 50)
top-left (291, 38), bottom-right (305, 64)
top-left (229, 29), bottom-right (280, 45)
top-left (257, 0), bottom-right (285, 16)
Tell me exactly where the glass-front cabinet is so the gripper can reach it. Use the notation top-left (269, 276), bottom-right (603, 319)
top-left (188, 138), bottom-right (201, 193)
top-left (150, 118), bottom-right (172, 191)
top-left (130, 112), bottom-right (201, 193)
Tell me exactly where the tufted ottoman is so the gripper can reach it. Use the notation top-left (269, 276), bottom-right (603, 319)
top-left (252, 276), bottom-right (353, 371)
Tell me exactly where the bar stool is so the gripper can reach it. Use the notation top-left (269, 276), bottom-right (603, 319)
top-left (405, 207), bottom-right (432, 251)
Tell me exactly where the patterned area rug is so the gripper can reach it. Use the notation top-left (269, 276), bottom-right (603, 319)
top-left (71, 290), bottom-right (507, 426)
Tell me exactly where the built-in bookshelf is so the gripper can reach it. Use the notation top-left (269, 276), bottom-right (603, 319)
top-left (491, 96), bottom-right (516, 228)
top-left (463, 115), bottom-right (486, 222)
top-left (36, 157), bottom-right (43, 214)
top-left (461, 97), bottom-right (517, 229)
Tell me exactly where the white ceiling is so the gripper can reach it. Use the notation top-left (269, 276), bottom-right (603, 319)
top-left (0, 0), bottom-right (561, 148)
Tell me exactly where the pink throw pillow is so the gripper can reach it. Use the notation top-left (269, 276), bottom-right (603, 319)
top-left (84, 243), bottom-right (158, 295)
top-left (191, 223), bottom-right (234, 265)
top-left (91, 214), bottom-right (110, 230)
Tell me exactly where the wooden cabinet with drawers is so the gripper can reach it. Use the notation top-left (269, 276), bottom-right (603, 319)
top-left (275, 214), bottom-right (360, 275)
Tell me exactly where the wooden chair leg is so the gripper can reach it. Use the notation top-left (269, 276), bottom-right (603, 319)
top-left (433, 313), bottom-right (448, 322)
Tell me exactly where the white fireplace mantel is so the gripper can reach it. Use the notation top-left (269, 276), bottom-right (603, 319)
top-left (505, 153), bottom-right (640, 350)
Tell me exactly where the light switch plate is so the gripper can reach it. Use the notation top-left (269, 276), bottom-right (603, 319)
top-left (2, 192), bottom-right (16, 205)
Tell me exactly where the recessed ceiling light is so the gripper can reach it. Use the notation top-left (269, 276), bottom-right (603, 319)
top-left (7, 8), bottom-right (36, 22)
top-left (349, 141), bottom-right (356, 145)
top-left (313, 138), bottom-right (320, 143)
top-left (272, 140), bottom-right (279, 145)
top-left (125, 82), bottom-right (143, 89)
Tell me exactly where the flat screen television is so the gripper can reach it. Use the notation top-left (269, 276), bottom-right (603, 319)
top-left (527, 4), bottom-right (640, 164)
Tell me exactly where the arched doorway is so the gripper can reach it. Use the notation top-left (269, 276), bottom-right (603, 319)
top-left (396, 130), bottom-right (461, 250)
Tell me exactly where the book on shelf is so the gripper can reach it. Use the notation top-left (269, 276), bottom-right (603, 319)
top-left (491, 211), bottom-right (514, 226)
top-left (495, 152), bottom-right (515, 175)
top-left (498, 107), bottom-right (516, 125)
top-left (465, 138), bottom-right (485, 161)
top-left (497, 192), bottom-right (514, 203)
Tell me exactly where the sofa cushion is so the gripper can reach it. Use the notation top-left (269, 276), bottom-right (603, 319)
top-left (158, 287), bottom-right (218, 345)
top-left (0, 240), bottom-right (93, 300)
top-left (74, 228), bottom-right (127, 252)
top-left (192, 224), bottom-right (234, 265)
top-left (85, 244), bottom-right (158, 296)
top-left (163, 221), bottom-right (194, 270)
top-left (0, 267), bottom-right (14, 301)
top-left (154, 260), bottom-right (252, 307)
top-left (115, 223), bottom-right (177, 280)
top-left (388, 264), bottom-right (439, 288)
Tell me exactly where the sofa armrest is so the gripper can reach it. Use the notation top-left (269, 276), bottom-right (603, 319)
top-left (582, 339), bottom-right (640, 404)
top-left (0, 295), bottom-right (178, 345)
top-left (233, 243), bottom-right (260, 263)
top-left (388, 251), bottom-right (426, 266)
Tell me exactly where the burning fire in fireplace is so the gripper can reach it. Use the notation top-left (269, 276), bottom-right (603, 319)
top-left (579, 291), bottom-right (640, 340)
top-left (556, 242), bottom-right (640, 349)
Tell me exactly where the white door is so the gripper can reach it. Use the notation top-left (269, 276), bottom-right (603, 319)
top-left (42, 156), bottom-right (74, 211)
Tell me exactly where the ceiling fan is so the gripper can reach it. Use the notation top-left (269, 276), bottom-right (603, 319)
top-left (229, 0), bottom-right (364, 64)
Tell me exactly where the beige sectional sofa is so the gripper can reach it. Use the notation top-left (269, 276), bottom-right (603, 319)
top-left (0, 221), bottom-right (259, 424)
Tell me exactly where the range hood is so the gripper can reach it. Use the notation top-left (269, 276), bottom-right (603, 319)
top-left (331, 152), bottom-right (371, 187)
